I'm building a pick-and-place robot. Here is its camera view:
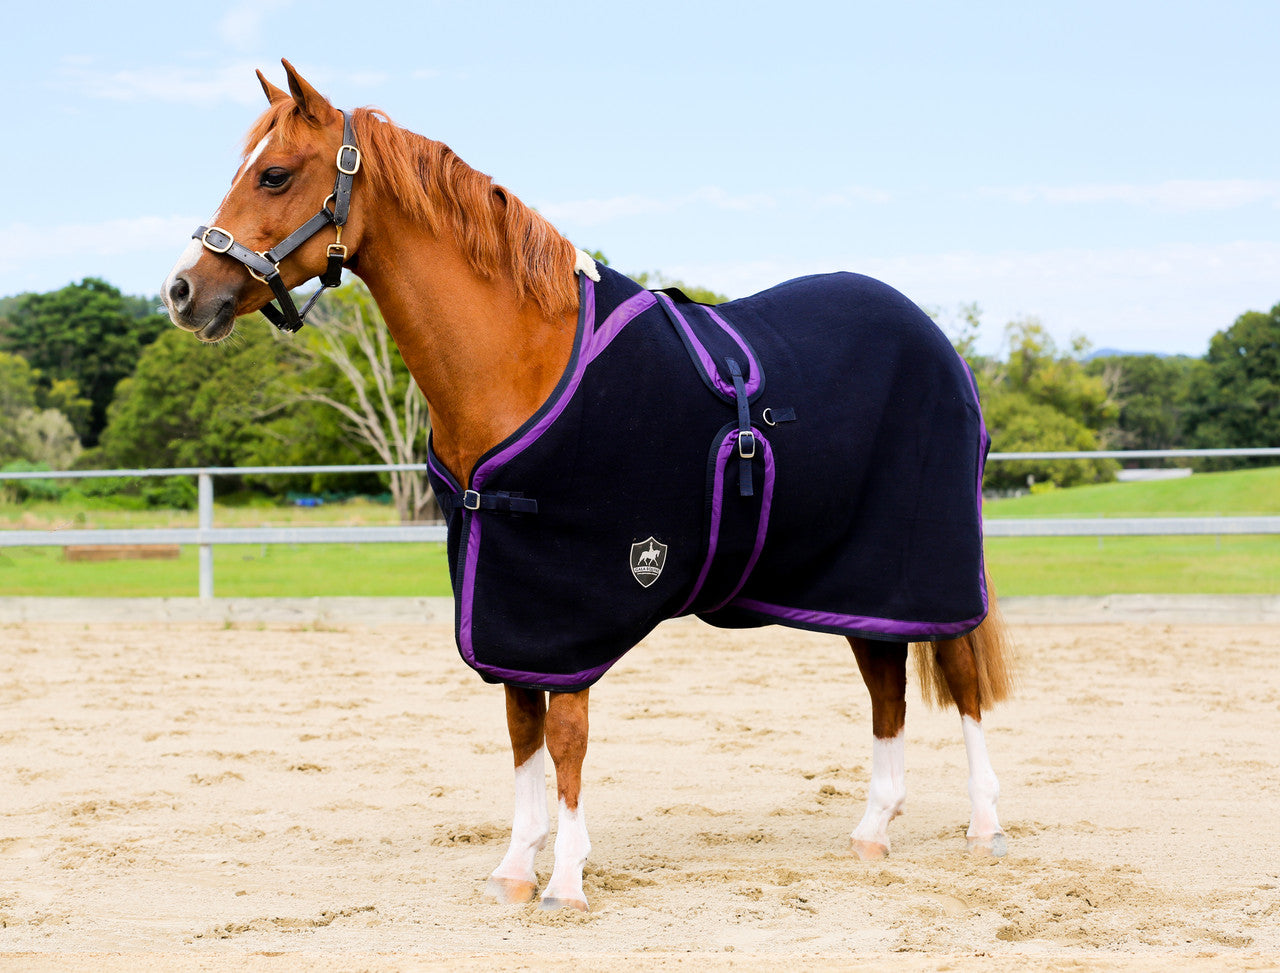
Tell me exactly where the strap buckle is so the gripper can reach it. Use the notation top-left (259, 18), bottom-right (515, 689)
top-left (200, 226), bottom-right (235, 254)
top-left (336, 143), bottom-right (361, 175)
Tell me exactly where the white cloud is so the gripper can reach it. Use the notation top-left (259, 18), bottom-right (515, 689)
top-left (658, 241), bottom-right (1280, 357)
top-left (62, 60), bottom-right (267, 106)
top-left (59, 51), bottom-right (387, 108)
top-left (0, 216), bottom-right (199, 259)
top-left (538, 187), bottom-right (777, 226)
top-left (217, 0), bottom-right (293, 51)
top-left (538, 185), bottom-right (892, 227)
top-left (981, 179), bottom-right (1280, 213)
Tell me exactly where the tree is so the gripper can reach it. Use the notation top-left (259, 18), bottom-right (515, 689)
top-left (1085, 353), bottom-right (1205, 455)
top-left (0, 351), bottom-right (39, 463)
top-left (3, 278), bottom-right (168, 445)
top-left (12, 409), bottom-right (82, 469)
top-left (629, 270), bottom-right (728, 305)
top-left (965, 316), bottom-right (1119, 490)
top-left (1185, 304), bottom-right (1280, 458)
top-left (280, 283), bottom-right (433, 523)
top-left (97, 323), bottom-right (294, 470)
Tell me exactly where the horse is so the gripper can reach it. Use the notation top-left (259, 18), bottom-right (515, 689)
top-left (163, 60), bottom-right (1016, 913)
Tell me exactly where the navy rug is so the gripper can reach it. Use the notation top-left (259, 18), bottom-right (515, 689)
top-left (428, 263), bottom-right (990, 691)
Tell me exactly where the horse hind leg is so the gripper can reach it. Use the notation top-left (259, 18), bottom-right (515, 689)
top-left (487, 685), bottom-right (550, 905)
top-left (848, 637), bottom-right (908, 860)
top-left (916, 607), bottom-right (1016, 858)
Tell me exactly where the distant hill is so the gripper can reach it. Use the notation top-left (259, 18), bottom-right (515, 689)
top-left (1084, 348), bottom-right (1177, 361)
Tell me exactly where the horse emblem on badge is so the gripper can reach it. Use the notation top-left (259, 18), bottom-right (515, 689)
top-left (629, 537), bottom-right (668, 587)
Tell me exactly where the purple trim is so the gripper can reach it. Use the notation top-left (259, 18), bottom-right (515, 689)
top-left (656, 293), bottom-right (760, 399)
top-left (710, 433), bottom-right (774, 611)
top-left (957, 353), bottom-right (992, 615)
top-left (473, 277), bottom-right (654, 491)
top-left (676, 429), bottom-right (775, 616)
top-left (676, 432), bottom-right (735, 614)
top-left (730, 598), bottom-right (988, 639)
top-left (453, 273), bottom-right (646, 689)
top-left (704, 305), bottom-right (761, 396)
top-left (583, 289), bottom-right (654, 366)
top-left (427, 451), bottom-right (459, 491)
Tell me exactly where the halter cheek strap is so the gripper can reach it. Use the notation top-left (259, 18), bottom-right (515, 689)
top-left (193, 110), bottom-right (361, 333)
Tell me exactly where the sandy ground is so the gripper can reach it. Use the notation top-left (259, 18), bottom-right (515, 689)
top-left (1, 599), bottom-right (1278, 972)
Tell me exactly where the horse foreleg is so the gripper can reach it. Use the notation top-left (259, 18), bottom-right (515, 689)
top-left (932, 639), bottom-right (1007, 857)
top-left (848, 637), bottom-right (908, 860)
top-left (540, 687), bottom-right (591, 911)
top-left (487, 685), bottom-right (549, 905)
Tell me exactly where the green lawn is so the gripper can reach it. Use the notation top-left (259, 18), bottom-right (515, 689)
top-left (0, 542), bottom-right (453, 598)
top-left (1, 467), bottom-right (1277, 598)
top-left (983, 465), bottom-right (1280, 518)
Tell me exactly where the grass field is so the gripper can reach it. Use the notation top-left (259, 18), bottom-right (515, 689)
top-left (1, 467), bottom-right (1276, 598)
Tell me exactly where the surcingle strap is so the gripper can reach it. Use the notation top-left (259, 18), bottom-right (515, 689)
top-left (725, 357), bottom-right (755, 498)
top-left (438, 489), bottom-right (538, 515)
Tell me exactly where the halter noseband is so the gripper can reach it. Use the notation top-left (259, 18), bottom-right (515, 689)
top-left (193, 110), bottom-right (360, 333)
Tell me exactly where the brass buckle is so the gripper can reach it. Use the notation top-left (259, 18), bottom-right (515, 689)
top-left (200, 226), bottom-right (235, 254)
top-left (336, 143), bottom-right (361, 175)
top-left (247, 252), bottom-right (277, 284)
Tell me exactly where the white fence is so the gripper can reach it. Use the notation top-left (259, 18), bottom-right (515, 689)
top-left (2, 450), bottom-right (1278, 599)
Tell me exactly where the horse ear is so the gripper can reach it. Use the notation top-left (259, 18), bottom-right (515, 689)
top-left (281, 58), bottom-right (337, 124)
top-left (256, 69), bottom-right (290, 106)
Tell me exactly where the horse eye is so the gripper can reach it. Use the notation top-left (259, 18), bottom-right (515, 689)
top-left (259, 168), bottom-right (291, 190)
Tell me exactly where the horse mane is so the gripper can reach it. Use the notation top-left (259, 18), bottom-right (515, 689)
top-left (242, 102), bottom-right (579, 318)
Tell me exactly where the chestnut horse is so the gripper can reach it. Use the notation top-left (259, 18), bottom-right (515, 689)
top-left (163, 60), bottom-right (1016, 912)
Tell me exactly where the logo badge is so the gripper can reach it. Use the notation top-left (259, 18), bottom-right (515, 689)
top-left (629, 537), bottom-right (668, 588)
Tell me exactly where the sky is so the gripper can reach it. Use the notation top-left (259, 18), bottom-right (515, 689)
top-left (4, 0), bottom-right (1278, 358)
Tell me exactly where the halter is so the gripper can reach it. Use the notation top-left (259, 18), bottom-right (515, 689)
top-left (193, 110), bottom-right (361, 333)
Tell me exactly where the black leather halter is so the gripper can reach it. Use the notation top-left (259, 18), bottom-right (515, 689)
top-left (193, 110), bottom-right (360, 333)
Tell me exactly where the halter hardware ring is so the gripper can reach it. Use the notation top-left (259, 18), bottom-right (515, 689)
top-left (336, 143), bottom-right (361, 175)
top-left (246, 253), bottom-right (278, 284)
top-left (200, 226), bottom-right (235, 254)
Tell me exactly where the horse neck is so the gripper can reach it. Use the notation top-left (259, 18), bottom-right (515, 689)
top-left (352, 207), bottom-right (577, 485)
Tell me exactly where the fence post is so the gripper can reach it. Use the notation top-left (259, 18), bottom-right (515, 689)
top-left (198, 471), bottom-right (214, 600)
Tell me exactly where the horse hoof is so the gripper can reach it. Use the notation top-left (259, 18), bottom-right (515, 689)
top-left (966, 832), bottom-right (1008, 858)
top-left (486, 875), bottom-right (538, 905)
top-left (538, 895), bottom-right (588, 912)
top-left (850, 838), bottom-right (890, 860)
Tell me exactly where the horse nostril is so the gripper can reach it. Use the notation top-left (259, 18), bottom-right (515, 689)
top-left (168, 276), bottom-right (192, 310)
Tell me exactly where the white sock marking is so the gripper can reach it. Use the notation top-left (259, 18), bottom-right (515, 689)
top-left (852, 731), bottom-right (906, 850)
top-left (542, 797), bottom-right (591, 907)
top-left (490, 748), bottom-right (549, 886)
top-left (961, 715), bottom-right (1002, 840)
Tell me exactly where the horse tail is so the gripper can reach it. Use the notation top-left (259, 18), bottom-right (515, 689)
top-left (913, 570), bottom-right (1017, 710)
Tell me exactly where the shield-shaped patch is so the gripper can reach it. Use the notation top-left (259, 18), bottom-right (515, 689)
top-left (629, 536), bottom-right (668, 588)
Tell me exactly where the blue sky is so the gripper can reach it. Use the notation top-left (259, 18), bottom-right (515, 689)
top-left (4, 0), bottom-right (1277, 357)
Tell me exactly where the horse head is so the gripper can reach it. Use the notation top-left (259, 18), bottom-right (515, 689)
top-left (162, 60), bottom-right (364, 342)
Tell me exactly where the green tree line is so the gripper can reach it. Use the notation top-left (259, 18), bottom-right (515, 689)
top-left (2, 274), bottom-right (1278, 507)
